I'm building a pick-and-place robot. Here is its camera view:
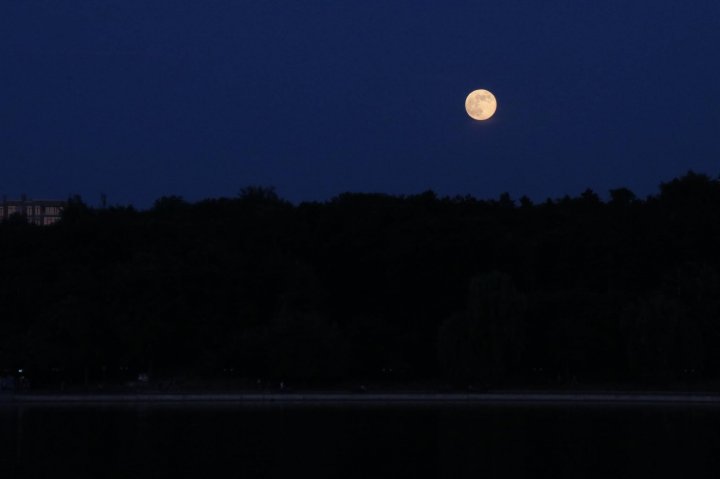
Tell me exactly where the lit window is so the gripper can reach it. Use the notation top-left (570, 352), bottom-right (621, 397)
top-left (26, 206), bottom-right (33, 216)
top-left (35, 206), bottom-right (42, 215)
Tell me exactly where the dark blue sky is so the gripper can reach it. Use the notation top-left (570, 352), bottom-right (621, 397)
top-left (2, 1), bottom-right (719, 207)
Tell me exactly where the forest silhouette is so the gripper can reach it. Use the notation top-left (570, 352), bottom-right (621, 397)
top-left (2, 171), bottom-right (720, 391)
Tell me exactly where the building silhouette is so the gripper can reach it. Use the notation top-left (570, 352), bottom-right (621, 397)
top-left (1, 195), bottom-right (64, 225)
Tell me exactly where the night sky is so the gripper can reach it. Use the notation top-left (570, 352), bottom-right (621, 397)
top-left (2, 1), bottom-right (719, 208)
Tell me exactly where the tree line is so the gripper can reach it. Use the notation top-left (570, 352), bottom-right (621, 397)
top-left (2, 172), bottom-right (720, 390)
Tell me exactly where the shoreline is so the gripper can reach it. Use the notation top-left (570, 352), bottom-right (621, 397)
top-left (4, 391), bottom-right (720, 405)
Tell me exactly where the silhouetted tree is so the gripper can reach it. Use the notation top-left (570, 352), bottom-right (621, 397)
top-left (438, 272), bottom-right (525, 385)
top-left (1, 171), bottom-right (720, 389)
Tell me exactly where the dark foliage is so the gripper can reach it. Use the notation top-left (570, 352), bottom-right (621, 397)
top-left (2, 173), bottom-right (720, 390)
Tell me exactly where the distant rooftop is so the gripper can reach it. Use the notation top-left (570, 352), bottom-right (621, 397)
top-left (1, 195), bottom-right (65, 225)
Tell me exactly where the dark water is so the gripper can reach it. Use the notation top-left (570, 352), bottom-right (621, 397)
top-left (1, 402), bottom-right (720, 478)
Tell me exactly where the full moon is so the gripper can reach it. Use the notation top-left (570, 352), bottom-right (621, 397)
top-left (465, 89), bottom-right (497, 121)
